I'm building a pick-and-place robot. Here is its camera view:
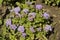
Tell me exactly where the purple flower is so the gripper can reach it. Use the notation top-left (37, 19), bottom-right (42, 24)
top-left (44, 25), bottom-right (52, 32)
top-left (22, 33), bottom-right (26, 38)
top-left (37, 27), bottom-right (41, 31)
top-left (9, 24), bottom-right (17, 30)
top-left (28, 12), bottom-right (36, 21)
top-left (30, 27), bottom-right (35, 32)
top-left (43, 12), bottom-right (50, 19)
top-left (10, 7), bottom-right (20, 14)
top-left (36, 4), bottom-right (43, 10)
top-left (28, 12), bottom-right (36, 18)
top-left (14, 7), bottom-right (20, 12)
top-left (6, 19), bottom-right (11, 27)
top-left (18, 26), bottom-right (25, 33)
top-left (22, 8), bottom-right (29, 14)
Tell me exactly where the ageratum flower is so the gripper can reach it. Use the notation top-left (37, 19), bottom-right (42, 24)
top-left (10, 7), bottom-right (20, 14)
top-left (10, 7), bottom-right (21, 18)
top-left (44, 25), bottom-right (52, 32)
top-left (43, 12), bottom-right (50, 19)
top-left (28, 12), bottom-right (36, 18)
top-left (30, 27), bottom-right (35, 32)
top-left (18, 26), bottom-right (25, 33)
top-left (22, 33), bottom-right (26, 38)
top-left (6, 19), bottom-right (12, 27)
top-left (22, 8), bottom-right (29, 14)
top-left (28, 12), bottom-right (36, 21)
top-left (9, 24), bottom-right (17, 30)
top-left (36, 4), bottom-right (43, 10)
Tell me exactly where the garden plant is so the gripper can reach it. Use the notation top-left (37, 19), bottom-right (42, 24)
top-left (0, 0), bottom-right (54, 40)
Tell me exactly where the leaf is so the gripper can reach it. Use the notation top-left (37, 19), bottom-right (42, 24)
top-left (30, 34), bottom-right (34, 40)
top-left (0, 19), bottom-right (2, 25)
top-left (0, 37), bottom-right (5, 40)
top-left (42, 35), bottom-right (48, 40)
top-left (26, 28), bottom-right (32, 35)
top-left (0, 0), bottom-right (3, 4)
top-left (26, 37), bottom-right (31, 40)
top-left (2, 25), bottom-right (6, 36)
top-left (26, 28), bottom-right (34, 39)
top-left (20, 36), bottom-right (25, 40)
top-left (16, 2), bottom-right (21, 6)
top-left (9, 33), bottom-right (17, 40)
top-left (22, 4), bottom-right (28, 8)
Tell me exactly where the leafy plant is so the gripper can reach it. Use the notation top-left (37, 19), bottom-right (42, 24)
top-left (42, 0), bottom-right (60, 6)
top-left (0, 0), bottom-right (53, 40)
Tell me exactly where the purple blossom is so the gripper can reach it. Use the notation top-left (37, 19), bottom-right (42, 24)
top-left (10, 7), bottom-right (21, 18)
top-left (22, 33), bottom-right (26, 38)
top-left (43, 12), bottom-right (50, 19)
top-left (18, 26), bottom-right (25, 33)
top-left (22, 8), bottom-right (29, 14)
top-left (30, 27), bottom-right (35, 32)
top-left (14, 7), bottom-right (20, 13)
top-left (9, 24), bottom-right (17, 30)
top-left (10, 7), bottom-right (20, 14)
top-left (37, 27), bottom-right (41, 31)
top-left (44, 25), bottom-right (52, 32)
top-left (28, 12), bottom-right (36, 21)
top-left (6, 19), bottom-right (11, 27)
top-left (28, 12), bottom-right (36, 18)
top-left (36, 4), bottom-right (43, 10)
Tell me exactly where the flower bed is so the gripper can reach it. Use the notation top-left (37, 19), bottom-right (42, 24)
top-left (0, 0), bottom-right (53, 40)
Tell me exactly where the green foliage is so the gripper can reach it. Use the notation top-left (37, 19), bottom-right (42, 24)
top-left (0, 0), bottom-right (53, 40)
top-left (42, 0), bottom-right (60, 6)
top-left (0, 19), bottom-right (2, 25)
top-left (0, 0), bottom-right (3, 4)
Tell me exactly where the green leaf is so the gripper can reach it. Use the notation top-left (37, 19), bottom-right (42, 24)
top-left (22, 4), bottom-right (28, 8)
top-left (2, 25), bottom-right (6, 36)
top-left (26, 28), bottom-right (32, 35)
top-left (30, 34), bottom-right (34, 40)
top-left (0, 0), bottom-right (3, 4)
top-left (9, 33), bottom-right (17, 40)
top-left (0, 19), bottom-right (2, 25)
top-left (26, 37), bottom-right (31, 40)
top-left (16, 2), bottom-right (21, 6)
top-left (20, 36), bottom-right (25, 40)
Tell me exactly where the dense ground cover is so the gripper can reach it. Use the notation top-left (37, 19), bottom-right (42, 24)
top-left (0, 0), bottom-right (58, 40)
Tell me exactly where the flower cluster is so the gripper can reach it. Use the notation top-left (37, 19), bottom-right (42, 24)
top-left (4, 1), bottom-right (53, 40)
top-left (22, 8), bottom-right (29, 14)
top-left (36, 4), bottom-right (43, 10)
top-left (30, 27), bottom-right (35, 32)
top-left (42, 0), bottom-right (60, 6)
top-left (28, 12), bottom-right (36, 21)
top-left (44, 25), bottom-right (52, 32)
top-left (10, 7), bottom-right (21, 17)
top-left (18, 26), bottom-right (25, 33)
top-left (43, 12), bottom-right (50, 19)
top-left (6, 19), bottom-right (12, 27)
